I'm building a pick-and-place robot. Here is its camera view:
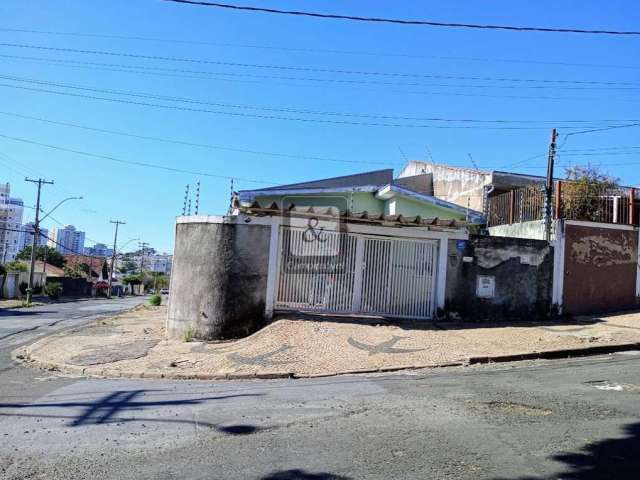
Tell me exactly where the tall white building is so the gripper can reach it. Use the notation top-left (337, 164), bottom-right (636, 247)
top-left (49, 225), bottom-right (86, 254)
top-left (0, 182), bottom-right (25, 263)
top-left (18, 222), bottom-right (49, 252)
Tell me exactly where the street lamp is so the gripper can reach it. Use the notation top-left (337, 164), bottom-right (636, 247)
top-left (26, 195), bottom-right (83, 305)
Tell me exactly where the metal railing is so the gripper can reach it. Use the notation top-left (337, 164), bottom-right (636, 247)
top-left (487, 183), bottom-right (638, 227)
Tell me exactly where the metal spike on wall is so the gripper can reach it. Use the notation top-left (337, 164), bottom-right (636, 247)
top-left (182, 184), bottom-right (190, 216)
top-left (194, 181), bottom-right (201, 215)
top-left (187, 197), bottom-right (191, 216)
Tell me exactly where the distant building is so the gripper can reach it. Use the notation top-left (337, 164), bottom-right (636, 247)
top-left (18, 222), bottom-right (49, 252)
top-left (0, 182), bottom-right (25, 262)
top-left (147, 253), bottom-right (173, 275)
top-left (84, 243), bottom-right (114, 257)
top-left (49, 225), bottom-right (86, 254)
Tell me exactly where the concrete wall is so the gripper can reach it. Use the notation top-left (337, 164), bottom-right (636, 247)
top-left (398, 162), bottom-right (491, 212)
top-left (445, 235), bottom-right (554, 321)
top-left (488, 220), bottom-right (557, 241)
top-left (167, 216), bottom-right (271, 340)
top-left (1, 272), bottom-right (46, 299)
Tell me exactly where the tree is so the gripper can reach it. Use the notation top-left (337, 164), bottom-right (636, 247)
top-left (117, 259), bottom-right (138, 274)
top-left (64, 263), bottom-right (87, 278)
top-left (4, 261), bottom-right (27, 272)
top-left (16, 245), bottom-right (65, 268)
top-left (563, 166), bottom-right (620, 222)
top-left (122, 274), bottom-right (142, 286)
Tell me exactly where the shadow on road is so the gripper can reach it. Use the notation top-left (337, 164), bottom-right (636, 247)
top-left (495, 422), bottom-right (640, 480)
top-left (261, 470), bottom-right (351, 479)
top-left (0, 389), bottom-right (264, 435)
top-left (0, 310), bottom-right (57, 317)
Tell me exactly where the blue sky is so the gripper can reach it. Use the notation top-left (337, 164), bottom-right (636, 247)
top-left (1, 0), bottom-right (639, 252)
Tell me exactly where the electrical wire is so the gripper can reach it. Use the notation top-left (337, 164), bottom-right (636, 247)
top-left (161, 1), bottom-right (640, 36)
top-left (3, 27), bottom-right (639, 69)
top-left (1, 81), bottom-right (633, 131)
top-left (5, 54), bottom-right (635, 103)
top-left (0, 43), bottom-right (637, 87)
top-left (3, 75), bottom-right (637, 124)
top-left (0, 132), bottom-right (277, 185)
top-left (0, 111), bottom-right (401, 167)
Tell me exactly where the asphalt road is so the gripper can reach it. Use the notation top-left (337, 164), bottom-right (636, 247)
top-left (1, 300), bottom-right (640, 479)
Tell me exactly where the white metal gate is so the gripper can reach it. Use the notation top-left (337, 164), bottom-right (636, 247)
top-left (275, 227), bottom-right (438, 319)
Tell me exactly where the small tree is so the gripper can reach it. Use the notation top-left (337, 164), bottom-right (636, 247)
top-left (16, 246), bottom-right (66, 268)
top-left (117, 259), bottom-right (138, 274)
top-left (45, 282), bottom-right (63, 300)
top-left (123, 274), bottom-right (143, 293)
top-left (4, 261), bottom-right (27, 272)
top-left (563, 166), bottom-right (620, 222)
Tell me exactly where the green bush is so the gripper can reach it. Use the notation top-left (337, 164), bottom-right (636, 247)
top-left (148, 294), bottom-right (162, 306)
top-left (33, 284), bottom-right (43, 295)
top-left (45, 282), bottom-right (63, 300)
top-left (18, 281), bottom-right (28, 296)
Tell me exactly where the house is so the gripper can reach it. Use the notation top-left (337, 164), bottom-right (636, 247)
top-left (237, 169), bottom-right (485, 223)
top-left (62, 254), bottom-right (109, 282)
top-left (397, 160), bottom-right (573, 215)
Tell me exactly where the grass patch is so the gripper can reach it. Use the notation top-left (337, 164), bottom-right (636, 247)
top-left (182, 326), bottom-right (195, 343)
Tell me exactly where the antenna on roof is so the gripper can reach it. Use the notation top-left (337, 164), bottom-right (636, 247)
top-left (397, 146), bottom-right (408, 163)
top-left (467, 153), bottom-right (480, 171)
top-left (425, 146), bottom-right (435, 164)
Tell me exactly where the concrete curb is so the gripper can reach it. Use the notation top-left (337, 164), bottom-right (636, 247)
top-left (468, 342), bottom-right (640, 365)
top-left (13, 341), bottom-right (640, 382)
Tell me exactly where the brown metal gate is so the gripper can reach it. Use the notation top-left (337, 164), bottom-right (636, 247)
top-left (563, 223), bottom-right (638, 315)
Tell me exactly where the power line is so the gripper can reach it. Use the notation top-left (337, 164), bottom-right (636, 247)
top-left (0, 132), bottom-right (277, 185)
top-left (3, 53), bottom-right (639, 89)
top-left (2, 26), bottom-right (639, 69)
top-left (0, 43), bottom-right (637, 88)
top-left (3, 75), bottom-right (637, 124)
top-left (162, 1), bottom-right (640, 36)
top-left (0, 111), bottom-right (400, 167)
top-left (1, 81), bottom-right (634, 131)
top-left (5, 54), bottom-right (637, 103)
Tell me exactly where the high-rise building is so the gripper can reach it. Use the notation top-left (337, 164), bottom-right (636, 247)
top-left (17, 222), bottom-right (49, 253)
top-left (0, 182), bottom-right (25, 263)
top-left (49, 225), bottom-right (86, 254)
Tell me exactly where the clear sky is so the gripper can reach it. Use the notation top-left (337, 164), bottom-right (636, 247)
top-left (1, 0), bottom-right (639, 252)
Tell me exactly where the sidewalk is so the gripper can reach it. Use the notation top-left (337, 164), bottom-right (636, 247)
top-left (13, 305), bottom-right (640, 380)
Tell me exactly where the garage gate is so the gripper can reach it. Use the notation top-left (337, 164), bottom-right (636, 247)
top-left (274, 226), bottom-right (439, 319)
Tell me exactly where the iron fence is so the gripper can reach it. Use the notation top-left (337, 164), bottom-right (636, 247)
top-left (488, 183), bottom-right (637, 227)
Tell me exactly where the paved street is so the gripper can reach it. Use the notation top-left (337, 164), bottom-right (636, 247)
top-left (1, 300), bottom-right (640, 479)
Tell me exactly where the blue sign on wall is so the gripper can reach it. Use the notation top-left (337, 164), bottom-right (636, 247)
top-left (456, 240), bottom-right (468, 252)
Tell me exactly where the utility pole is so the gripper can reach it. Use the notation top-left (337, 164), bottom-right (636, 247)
top-left (107, 220), bottom-right (126, 298)
top-left (544, 129), bottom-right (558, 243)
top-left (138, 241), bottom-right (149, 294)
top-left (25, 178), bottom-right (54, 305)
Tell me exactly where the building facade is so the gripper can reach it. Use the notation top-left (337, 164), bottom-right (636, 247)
top-left (84, 243), bottom-right (114, 257)
top-left (18, 222), bottom-right (49, 252)
top-left (49, 225), bottom-right (86, 254)
top-left (0, 183), bottom-right (25, 263)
